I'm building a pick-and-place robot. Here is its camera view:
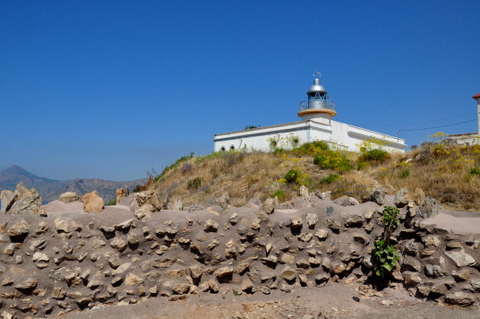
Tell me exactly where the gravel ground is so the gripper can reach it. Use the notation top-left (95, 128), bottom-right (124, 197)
top-left (55, 283), bottom-right (479, 319)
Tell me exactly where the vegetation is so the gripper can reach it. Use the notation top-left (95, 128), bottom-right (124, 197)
top-left (139, 134), bottom-right (480, 212)
top-left (372, 206), bottom-right (400, 288)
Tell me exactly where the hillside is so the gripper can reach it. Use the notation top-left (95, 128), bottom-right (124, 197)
top-left (0, 165), bottom-right (146, 203)
top-left (146, 139), bottom-right (480, 212)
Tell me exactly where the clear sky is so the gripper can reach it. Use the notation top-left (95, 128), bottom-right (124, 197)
top-left (1, 0), bottom-right (479, 181)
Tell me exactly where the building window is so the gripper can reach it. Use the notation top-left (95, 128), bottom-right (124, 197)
top-left (230, 145), bottom-right (235, 151)
top-left (220, 146), bottom-right (226, 152)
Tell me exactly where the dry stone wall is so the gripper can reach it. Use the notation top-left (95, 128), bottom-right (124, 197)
top-left (0, 188), bottom-right (479, 318)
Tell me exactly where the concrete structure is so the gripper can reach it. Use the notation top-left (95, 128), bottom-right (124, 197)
top-left (213, 74), bottom-right (407, 153)
top-left (448, 93), bottom-right (480, 145)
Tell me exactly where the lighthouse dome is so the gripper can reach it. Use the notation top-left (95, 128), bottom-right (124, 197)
top-left (307, 78), bottom-right (326, 94)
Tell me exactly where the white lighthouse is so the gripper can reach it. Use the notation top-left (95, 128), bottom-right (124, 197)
top-left (213, 73), bottom-right (407, 153)
top-left (298, 73), bottom-right (337, 122)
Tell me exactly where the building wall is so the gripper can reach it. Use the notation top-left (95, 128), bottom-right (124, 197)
top-left (213, 119), bottom-right (406, 153)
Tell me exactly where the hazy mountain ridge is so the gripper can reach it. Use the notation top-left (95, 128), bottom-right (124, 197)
top-left (0, 165), bottom-right (146, 203)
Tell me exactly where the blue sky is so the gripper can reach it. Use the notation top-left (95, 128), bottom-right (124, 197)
top-left (1, 0), bottom-right (479, 181)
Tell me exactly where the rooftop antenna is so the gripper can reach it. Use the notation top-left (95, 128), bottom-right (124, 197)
top-left (313, 70), bottom-right (321, 79)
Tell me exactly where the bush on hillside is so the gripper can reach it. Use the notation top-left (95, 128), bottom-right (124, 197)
top-left (357, 149), bottom-right (390, 164)
top-left (313, 150), bottom-right (353, 172)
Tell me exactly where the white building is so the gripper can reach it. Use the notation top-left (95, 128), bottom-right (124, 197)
top-left (213, 74), bottom-right (407, 153)
top-left (448, 93), bottom-right (480, 145)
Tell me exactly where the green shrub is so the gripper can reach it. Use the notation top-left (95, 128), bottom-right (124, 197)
top-left (320, 174), bottom-right (340, 184)
top-left (284, 169), bottom-right (300, 184)
top-left (357, 161), bottom-right (368, 170)
top-left (292, 141), bottom-right (330, 156)
top-left (272, 190), bottom-right (285, 201)
top-left (470, 168), bottom-right (480, 175)
top-left (358, 149), bottom-right (390, 164)
top-left (313, 150), bottom-right (353, 172)
top-left (400, 170), bottom-right (410, 178)
top-left (187, 177), bottom-right (202, 190)
top-left (106, 198), bottom-right (116, 206)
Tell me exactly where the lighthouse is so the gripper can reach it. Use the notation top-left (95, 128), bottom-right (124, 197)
top-left (213, 72), bottom-right (407, 153)
top-left (298, 72), bottom-right (337, 122)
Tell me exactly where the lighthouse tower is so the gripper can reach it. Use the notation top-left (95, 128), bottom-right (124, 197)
top-left (298, 72), bottom-right (336, 121)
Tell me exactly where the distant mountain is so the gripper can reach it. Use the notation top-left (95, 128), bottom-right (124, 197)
top-left (0, 165), bottom-right (146, 203)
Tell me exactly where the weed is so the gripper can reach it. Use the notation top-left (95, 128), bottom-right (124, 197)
top-left (372, 206), bottom-right (400, 288)
top-left (400, 170), bottom-right (410, 178)
top-left (187, 177), bottom-right (202, 190)
top-left (357, 149), bottom-right (390, 164)
top-left (272, 190), bottom-right (285, 201)
top-left (470, 168), bottom-right (480, 175)
top-left (320, 174), bottom-right (341, 184)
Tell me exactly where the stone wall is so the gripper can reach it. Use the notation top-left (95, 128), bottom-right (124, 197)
top-left (0, 189), bottom-right (479, 318)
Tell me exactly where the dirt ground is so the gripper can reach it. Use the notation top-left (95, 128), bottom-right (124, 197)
top-left (55, 283), bottom-right (479, 319)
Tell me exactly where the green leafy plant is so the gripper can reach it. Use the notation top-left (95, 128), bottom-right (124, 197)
top-left (106, 198), bottom-right (117, 206)
top-left (284, 169), bottom-right (300, 184)
top-left (320, 174), bottom-right (340, 184)
top-left (400, 169), bottom-right (410, 178)
top-left (272, 190), bottom-right (285, 201)
top-left (372, 206), bottom-right (400, 287)
top-left (470, 168), bottom-right (480, 175)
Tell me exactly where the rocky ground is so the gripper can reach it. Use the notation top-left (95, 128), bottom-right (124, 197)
top-left (55, 283), bottom-right (480, 319)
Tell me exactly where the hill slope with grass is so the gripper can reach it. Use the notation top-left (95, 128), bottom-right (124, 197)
top-left (145, 139), bottom-right (480, 212)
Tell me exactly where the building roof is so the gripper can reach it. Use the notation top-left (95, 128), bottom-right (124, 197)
top-left (473, 93), bottom-right (480, 99)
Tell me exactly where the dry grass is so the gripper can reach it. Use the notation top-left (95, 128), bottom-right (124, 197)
top-left (147, 143), bottom-right (480, 212)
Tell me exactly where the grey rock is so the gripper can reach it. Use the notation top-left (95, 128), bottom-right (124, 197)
top-left (394, 188), bottom-right (409, 208)
top-left (215, 192), bottom-right (230, 211)
top-left (8, 182), bottom-right (43, 215)
top-left (306, 213), bottom-right (319, 228)
top-left (290, 215), bottom-right (303, 230)
top-left (334, 195), bottom-right (359, 206)
top-left (344, 214), bottom-right (363, 227)
top-left (262, 197), bottom-right (275, 214)
top-left (324, 218), bottom-right (341, 230)
top-left (369, 187), bottom-right (385, 205)
top-left (15, 278), bottom-right (38, 290)
top-left (444, 291), bottom-right (476, 306)
top-left (418, 196), bottom-right (439, 219)
top-left (445, 249), bottom-right (476, 267)
top-left (402, 255), bottom-right (423, 272)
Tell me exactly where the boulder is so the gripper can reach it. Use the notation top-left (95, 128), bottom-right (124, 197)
top-left (59, 192), bottom-right (80, 203)
top-left (369, 187), bottom-right (385, 205)
top-left (444, 292), bottom-right (476, 306)
top-left (0, 190), bottom-right (15, 213)
top-left (216, 192), bottom-right (230, 211)
top-left (262, 197), bottom-right (275, 214)
top-left (394, 188), bottom-right (409, 208)
top-left (134, 191), bottom-right (162, 211)
top-left (7, 182), bottom-right (43, 215)
top-left (418, 196), bottom-right (438, 219)
top-left (82, 191), bottom-right (104, 213)
top-left (334, 195), bottom-right (359, 206)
